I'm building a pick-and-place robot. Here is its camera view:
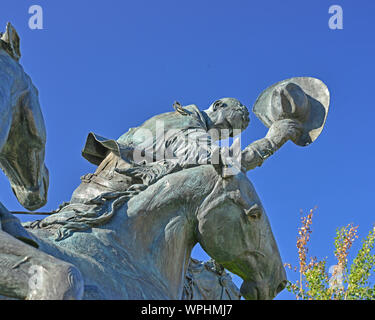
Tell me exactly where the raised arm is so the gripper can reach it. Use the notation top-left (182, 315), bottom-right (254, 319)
top-left (172, 120), bottom-right (302, 175)
top-left (241, 119), bottom-right (302, 172)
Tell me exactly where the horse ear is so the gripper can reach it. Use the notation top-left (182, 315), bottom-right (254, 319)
top-left (1, 22), bottom-right (21, 61)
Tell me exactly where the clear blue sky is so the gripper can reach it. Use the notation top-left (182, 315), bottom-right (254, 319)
top-left (1, 0), bottom-right (374, 299)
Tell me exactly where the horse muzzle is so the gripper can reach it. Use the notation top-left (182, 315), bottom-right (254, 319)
top-left (12, 165), bottom-right (49, 211)
top-left (240, 264), bottom-right (287, 300)
top-left (240, 278), bottom-right (287, 300)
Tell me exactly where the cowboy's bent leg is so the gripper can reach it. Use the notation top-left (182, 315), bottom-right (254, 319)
top-left (0, 230), bottom-right (84, 300)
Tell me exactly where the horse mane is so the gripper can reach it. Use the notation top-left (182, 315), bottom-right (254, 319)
top-left (25, 190), bottom-right (131, 240)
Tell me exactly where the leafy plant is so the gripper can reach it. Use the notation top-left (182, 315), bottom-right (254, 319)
top-left (285, 208), bottom-right (375, 300)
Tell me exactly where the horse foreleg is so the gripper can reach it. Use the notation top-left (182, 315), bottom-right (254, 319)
top-left (0, 230), bottom-right (84, 300)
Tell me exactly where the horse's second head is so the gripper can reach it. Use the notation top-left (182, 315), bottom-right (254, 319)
top-left (196, 168), bottom-right (287, 300)
top-left (0, 23), bottom-right (49, 211)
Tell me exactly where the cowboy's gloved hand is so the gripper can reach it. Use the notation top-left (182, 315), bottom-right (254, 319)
top-left (266, 119), bottom-right (303, 146)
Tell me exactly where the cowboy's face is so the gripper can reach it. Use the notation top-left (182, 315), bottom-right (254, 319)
top-left (208, 98), bottom-right (250, 139)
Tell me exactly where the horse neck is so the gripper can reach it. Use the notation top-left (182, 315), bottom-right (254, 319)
top-left (106, 165), bottom-right (220, 298)
top-left (113, 199), bottom-right (198, 299)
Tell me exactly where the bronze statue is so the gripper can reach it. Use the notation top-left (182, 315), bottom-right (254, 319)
top-left (0, 23), bottom-right (330, 300)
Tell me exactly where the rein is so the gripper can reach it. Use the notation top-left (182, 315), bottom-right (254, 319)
top-left (11, 211), bottom-right (51, 215)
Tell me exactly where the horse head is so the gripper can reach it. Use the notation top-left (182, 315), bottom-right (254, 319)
top-left (0, 23), bottom-right (49, 211)
top-left (195, 167), bottom-right (287, 300)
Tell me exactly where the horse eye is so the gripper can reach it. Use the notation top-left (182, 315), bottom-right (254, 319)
top-left (244, 204), bottom-right (262, 221)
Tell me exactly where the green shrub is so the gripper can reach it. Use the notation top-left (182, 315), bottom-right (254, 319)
top-left (285, 209), bottom-right (375, 300)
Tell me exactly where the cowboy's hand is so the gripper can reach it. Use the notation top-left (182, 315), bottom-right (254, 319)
top-left (266, 119), bottom-right (303, 146)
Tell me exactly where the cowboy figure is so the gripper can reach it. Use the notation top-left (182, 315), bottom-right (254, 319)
top-left (71, 96), bottom-right (303, 204)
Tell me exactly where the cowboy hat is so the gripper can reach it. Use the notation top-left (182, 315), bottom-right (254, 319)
top-left (253, 77), bottom-right (330, 146)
